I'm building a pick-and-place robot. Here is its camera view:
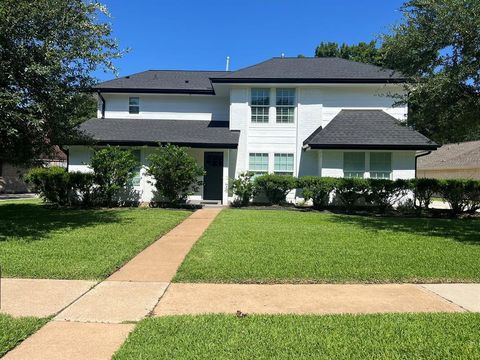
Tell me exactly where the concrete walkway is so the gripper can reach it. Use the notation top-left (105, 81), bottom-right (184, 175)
top-left (3, 208), bottom-right (221, 360)
top-left (154, 283), bottom-right (463, 316)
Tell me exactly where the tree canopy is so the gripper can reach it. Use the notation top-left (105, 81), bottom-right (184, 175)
top-left (315, 41), bottom-right (383, 66)
top-left (0, 0), bottom-right (122, 165)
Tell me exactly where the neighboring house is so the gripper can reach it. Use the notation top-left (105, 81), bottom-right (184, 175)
top-left (0, 147), bottom-right (67, 193)
top-left (66, 57), bottom-right (437, 205)
top-left (417, 140), bottom-right (480, 179)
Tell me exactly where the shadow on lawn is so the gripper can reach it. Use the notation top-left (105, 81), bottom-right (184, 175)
top-left (0, 203), bottom-right (124, 241)
top-left (329, 214), bottom-right (480, 245)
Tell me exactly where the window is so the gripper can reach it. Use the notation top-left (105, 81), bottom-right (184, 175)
top-left (251, 89), bottom-right (270, 123)
top-left (249, 153), bottom-right (268, 175)
top-left (131, 150), bottom-right (141, 186)
top-left (129, 97), bottom-right (140, 114)
top-left (370, 152), bottom-right (392, 179)
top-left (274, 153), bottom-right (294, 175)
top-left (343, 152), bottom-right (365, 178)
top-left (276, 88), bottom-right (295, 123)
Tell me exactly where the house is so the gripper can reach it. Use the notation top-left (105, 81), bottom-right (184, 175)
top-left (417, 140), bottom-right (480, 179)
top-left (66, 57), bottom-right (437, 205)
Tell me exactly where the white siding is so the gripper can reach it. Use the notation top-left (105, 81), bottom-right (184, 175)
top-left (102, 93), bottom-right (229, 121)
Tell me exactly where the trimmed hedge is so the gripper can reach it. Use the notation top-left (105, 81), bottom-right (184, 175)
top-left (299, 176), bottom-right (338, 210)
top-left (254, 174), bottom-right (297, 205)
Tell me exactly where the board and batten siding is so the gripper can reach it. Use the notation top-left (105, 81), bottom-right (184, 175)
top-left (99, 93), bottom-right (230, 121)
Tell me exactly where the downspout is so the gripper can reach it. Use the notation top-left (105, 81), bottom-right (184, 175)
top-left (414, 151), bottom-right (431, 178)
top-left (97, 91), bottom-right (106, 119)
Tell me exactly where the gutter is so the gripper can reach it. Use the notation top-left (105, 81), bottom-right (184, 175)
top-left (97, 91), bottom-right (106, 119)
top-left (415, 150), bottom-right (432, 178)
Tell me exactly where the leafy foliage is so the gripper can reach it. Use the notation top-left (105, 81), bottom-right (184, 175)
top-left (315, 41), bottom-right (383, 66)
top-left (230, 172), bottom-right (257, 207)
top-left (411, 178), bottom-right (439, 210)
top-left (147, 144), bottom-right (205, 205)
top-left (334, 178), bottom-right (370, 209)
top-left (89, 147), bottom-right (139, 207)
top-left (0, 0), bottom-right (122, 165)
top-left (254, 174), bottom-right (297, 205)
top-left (438, 179), bottom-right (470, 216)
top-left (24, 166), bottom-right (94, 206)
top-left (381, 0), bottom-right (480, 143)
top-left (366, 179), bottom-right (410, 212)
top-left (299, 176), bottom-right (338, 209)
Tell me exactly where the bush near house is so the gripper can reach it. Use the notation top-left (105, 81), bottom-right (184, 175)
top-left (147, 144), bottom-right (205, 206)
top-left (230, 172), bottom-right (257, 207)
top-left (299, 176), bottom-right (338, 210)
top-left (334, 178), bottom-right (370, 210)
top-left (254, 174), bottom-right (297, 205)
top-left (411, 178), bottom-right (440, 210)
top-left (366, 179), bottom-right (410, 212)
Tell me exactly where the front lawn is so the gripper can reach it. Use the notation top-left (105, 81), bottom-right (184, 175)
top-left (175, 209), bottom-right (480, 283)
top-left (0, 314), bottom-right (48, 357)
top-left (0, 200), bottom-right (190, 279)
top-left (113, 313), bottom-right (480, 359)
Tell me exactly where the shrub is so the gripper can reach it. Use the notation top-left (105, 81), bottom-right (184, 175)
top-left (438, 179), bottom-right (470, 215)
top-left (335, 177), bottom-right (370, 209)
top-left (147, 144), bottom-right (205, 205)
top-left (24, 166), bottom-right (94, 206)
top-left (366, 179), bottom-right (410, 212)
top-left (412, 178), bottom-right (439, 210)
top-left (89, 146), bottom-right (139, 207)
top-left (254, 174), bottom-right (297, 205)
top-left (230, 172), bottom-right (256, 207)
top-left (299, 176), bottom-right (338, 209)
top-left (465, 180), bottom-right (480, 214)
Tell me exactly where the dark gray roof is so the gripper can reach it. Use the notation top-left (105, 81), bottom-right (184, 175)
top-left (212, 57), bottom-right (404, 83)
top-left (304, 110), bottom-right (437, 150)
top-left (75, 119), bottom-right (239, 148)
top-left (94, 70), bottom-right (226, 94)
top-left (418, 140), bottom-right (480, 170)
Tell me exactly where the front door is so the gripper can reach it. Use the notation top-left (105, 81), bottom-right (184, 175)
top-left (203, 152), bottom-right (223, 201)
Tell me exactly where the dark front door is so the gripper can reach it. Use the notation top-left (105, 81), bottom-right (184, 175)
top-left (203, 152), bottom-right (223, 201)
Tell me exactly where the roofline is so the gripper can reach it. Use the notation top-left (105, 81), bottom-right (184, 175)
top-left (417, 165), bottom-right (480, 171)
top-left (94, 88), bottom-right (216, 95)
top-left (307, 144), bottom-right (438, 150)
top-left (210, 78), bottom-right (406, 84)
top-left (69, 140), bottom-right (238, 149)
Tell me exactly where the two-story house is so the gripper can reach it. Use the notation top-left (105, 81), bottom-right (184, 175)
top-left (67, 57), bottom-right (437, 205)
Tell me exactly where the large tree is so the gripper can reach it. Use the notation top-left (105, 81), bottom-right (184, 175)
top-left (0, 0), bottom-right (122, 165)
top-left (315, 41), bottom-right (383, 66)
top-left (381, 0), bottom-right (480, 144)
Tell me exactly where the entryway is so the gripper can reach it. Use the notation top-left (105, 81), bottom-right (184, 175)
top-left (203, 152), bottom-right (223, 202)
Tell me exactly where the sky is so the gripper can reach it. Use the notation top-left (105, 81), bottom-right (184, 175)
top-left (95, 0), bottom-right (405, 81)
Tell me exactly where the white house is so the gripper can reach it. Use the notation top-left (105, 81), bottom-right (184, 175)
top-left (66, 57), bottom-right (437, 205)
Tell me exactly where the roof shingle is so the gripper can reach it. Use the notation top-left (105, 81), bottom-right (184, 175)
top-left (304, 110), bottom-right (437, 150)
top-left (417, 141), bottom-right (480, 170)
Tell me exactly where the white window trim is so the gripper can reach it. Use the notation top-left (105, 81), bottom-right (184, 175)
top-left (274, 153), bottom-right (295, 175)
top-left (275, 88), bottom-right (296, 124)
top-left (250, 88), bottom-right (270, 124)
top-left (129, 96), bottom-right (140, 114)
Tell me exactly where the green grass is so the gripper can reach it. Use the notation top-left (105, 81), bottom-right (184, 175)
top-left (174, 209), bottom-right (480, 283)
top-left (113, 313), bottom-right (480, 359)
top-left (0, 200), bottom-right (190, 279)
top-left (0, 314), bottom-right (48, 357)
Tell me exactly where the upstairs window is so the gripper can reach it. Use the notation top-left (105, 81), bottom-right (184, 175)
top-left (370, 152), bottom-right (392, 179)
top-left (276, 88), bottom-right (295, 123)
top-left (343, 152), bottom-right (365, 178)
top-left (274, 153), bottom-right (294, 175)
top-left (129, 97), bottom-right (140, 114)
top-left (249, 153), bottom-right (268, 176)
top-left (251, 89), bottom-right (270, 123)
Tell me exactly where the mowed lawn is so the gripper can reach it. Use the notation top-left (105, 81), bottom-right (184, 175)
top-left (0, 200), bottom-right (190, 279)
top-left (0, 314), bottom-right (48, 357)
top-left (175, 209), bottom-right (480, 283)
top-left (113, 313), bottom-right (480, 359)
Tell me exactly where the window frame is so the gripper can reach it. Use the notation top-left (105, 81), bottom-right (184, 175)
top-left (369, 152), bottom-right (392, 179)
top-left (343, 152), bottom-right (366, 178)
top-left (275, 88), bottom-right (295, 124)
top-left (248, 153), bottom-right (269, 176)
top-left (250, 88), bottom-right (270, 123)
top-left (274, 153), bottom-right (294, 175)
top-left (129, 97), bottom-right (140, 114)
top-left (130, 149), bottom-right (142, 187)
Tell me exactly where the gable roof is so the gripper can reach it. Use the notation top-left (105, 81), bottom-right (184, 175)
top-left (211, 57), bottom-right (404, 83)
top-left (304, 110), bottom-right (437, 150)
top-left (417, 140), bottom-right (480, 170)
top-left (74, 119), bottom-right (239, 148)
top-left (94, 70), bottom-right (226, 94)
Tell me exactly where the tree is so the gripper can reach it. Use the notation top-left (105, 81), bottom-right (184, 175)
top-left (0, 0), bottom-right (122, 165)
top-left (381, 0), bottom-right (480, 143)
top-left (315, 41), bottom-right (383, 66)
top-left (89, 147), bottom-right (139, 207)
top-left (146, 145), bottom-right (205, 205)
